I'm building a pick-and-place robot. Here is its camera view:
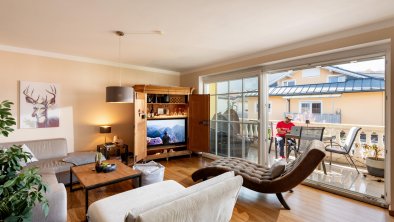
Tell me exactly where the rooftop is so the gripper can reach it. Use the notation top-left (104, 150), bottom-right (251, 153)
top-left (244, 78), bottom-right (385, 97)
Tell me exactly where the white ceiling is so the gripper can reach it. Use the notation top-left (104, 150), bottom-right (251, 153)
top-left (1, 0), bottom-right (394, 73)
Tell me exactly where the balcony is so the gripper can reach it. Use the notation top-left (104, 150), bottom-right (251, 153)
top-left (210, 120), bottom-right (386, 204)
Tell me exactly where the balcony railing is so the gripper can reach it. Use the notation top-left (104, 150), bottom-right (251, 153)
top-left (212, 119), bottom-right (384, 167)
top-left (285, 112), bottom-right (341, 124)
top-left (269, 120), bottom-right (385, 167)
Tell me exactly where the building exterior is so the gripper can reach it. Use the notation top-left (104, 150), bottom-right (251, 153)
top-left (245, 66), bottom-right (385, 126)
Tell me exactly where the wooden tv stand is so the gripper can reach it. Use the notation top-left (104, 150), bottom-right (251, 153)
top-left (146, 144), bottom-right (191, 161)
top-left (132, 85), bottom-right (210, 163)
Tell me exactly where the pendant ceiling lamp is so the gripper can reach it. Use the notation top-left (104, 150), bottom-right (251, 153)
top-left (106, 31), bottom-right (134, 103)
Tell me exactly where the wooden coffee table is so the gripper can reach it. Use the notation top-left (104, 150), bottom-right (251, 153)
top-left (70, 159), bottom-right (141, 213)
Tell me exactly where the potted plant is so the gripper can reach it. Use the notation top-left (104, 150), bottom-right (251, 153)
top-left (0, 100), bottom-right (49, 221)
top-left (363, 143), bottom-right (385, 177)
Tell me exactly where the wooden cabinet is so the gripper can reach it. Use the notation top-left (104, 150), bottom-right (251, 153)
top-left (132, 85), bottom-right (210, 163)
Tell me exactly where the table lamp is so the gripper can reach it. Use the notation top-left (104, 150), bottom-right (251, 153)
top-left (99, 126), bottom-right (111, 144)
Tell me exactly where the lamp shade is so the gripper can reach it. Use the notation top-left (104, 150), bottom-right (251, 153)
top-left (106, 86), bottom-right (134, 103)
top-left (99, 126), bottom-right (111, 134)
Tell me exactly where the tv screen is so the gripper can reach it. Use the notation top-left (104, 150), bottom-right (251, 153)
top-left (147, 119), bottom-right (186, 146)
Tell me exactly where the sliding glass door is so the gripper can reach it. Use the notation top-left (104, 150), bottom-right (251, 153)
top-left (201, 45), bottom-right (389, 208)
top-left (204, 76), bottom-right (260, 163)
top-left (265, 57), bottom-right (387, 207)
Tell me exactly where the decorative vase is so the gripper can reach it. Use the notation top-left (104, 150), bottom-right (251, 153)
top-left (365, 157), bottom-right (385, 177)
top-left (95, 163), bottom-right (103, 173)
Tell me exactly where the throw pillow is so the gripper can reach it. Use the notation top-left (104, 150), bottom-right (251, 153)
top-left (270, 159), bottom-right (286, 179)
top-left (20, 144), bottom-right (38, 166)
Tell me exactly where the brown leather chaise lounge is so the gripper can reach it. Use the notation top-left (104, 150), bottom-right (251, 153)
top-left (192, 147), bottom-right (325, 210)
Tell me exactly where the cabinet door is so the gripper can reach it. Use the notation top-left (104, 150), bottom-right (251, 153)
top-left (134, 92), bottom-right (147, 162)
top-left (188, 94), bottom-right (210, 152)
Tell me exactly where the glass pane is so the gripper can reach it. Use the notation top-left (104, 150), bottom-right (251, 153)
top-left (217, 94), bottom-right (229, 119)
top-left (246, 121), bottom-right (259, 163)
top-left (217, 81), bottom-right (228, 94)
top-left (228, 94), bottom-right (242, 121)
top-left (205, 83), bottom-right (216, 94)
top-left (210, 121), bottom-right (217, 155)
top-left (243, 77), bottom-right (258, 92)
top-left (229, 79), bottom-right (242, 93)
top-left (243, 95), bottom-right (254, 120)
top-left (209, 95), bottom-right (216, 120)
top-left (301, 103), bottom-right (310, 113)
top-left (287, 81), bottom-right (295, 86)
top-left (216, 121), bottom-right (229, 157)
top-left (229, 123), bottom-right (244, 158)
top-left (328, 76), bottom-right (337, 83)
top-left (312, 103), bottom-right (321, 114)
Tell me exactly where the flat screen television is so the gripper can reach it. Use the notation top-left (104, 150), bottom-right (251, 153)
top-left (147, 118), bottom-right (186, 147)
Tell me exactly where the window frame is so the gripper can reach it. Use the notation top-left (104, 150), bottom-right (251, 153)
top-left (299, 101), bottom-right (323, 114)
top-left (327, 75), bottom-right (346, 83)
top-left (282, 80), bottom-right (296, 86)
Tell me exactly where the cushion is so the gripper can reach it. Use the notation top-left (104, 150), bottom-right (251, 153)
top-left (269, 159), bottom-right (286, 179)
top-left (87, 180), bottom-right (185, 222)
top-left (0, 138), bottom-right (68, 160)
top-left (40, 171), bottom-right (59, 186)
top-left (20, 144), bottom-right (38, 166)
top-left (203, 157), bottom-right (272, 183)
top-left (26, 158), bottom-right (74, 173)
top-left (136, 175), bottom-right (243, 222)
top-left (126, 171), bottom-right (235, 222)
top-left (62, 151), bottom-right (100, 165)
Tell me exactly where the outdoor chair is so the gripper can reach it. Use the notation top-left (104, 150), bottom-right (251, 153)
top-left (287, 127), bottom-right (326, 174)
top-left (324, 127), bottom-right (361, 174)
top-left (192, 145), bottom-right (326, 210)
top-left (287, 127), bottom-right (325, 158)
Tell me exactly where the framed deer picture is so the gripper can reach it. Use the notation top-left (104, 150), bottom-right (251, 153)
top-left (20, 81), bottom-right (60, 128)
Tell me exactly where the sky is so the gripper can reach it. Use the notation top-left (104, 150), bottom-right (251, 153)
top-left (336, 58), bottom-right (385, 72)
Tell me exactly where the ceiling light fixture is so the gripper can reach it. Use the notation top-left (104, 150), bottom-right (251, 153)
top-left (106, 31), bottom-right (134, 103)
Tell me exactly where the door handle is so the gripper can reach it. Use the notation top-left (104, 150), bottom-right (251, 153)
top-left (199, 120), bottom-right (209, 126)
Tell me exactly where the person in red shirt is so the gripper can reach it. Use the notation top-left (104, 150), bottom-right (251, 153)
top-left (276, 114), bottom-right (295, 158)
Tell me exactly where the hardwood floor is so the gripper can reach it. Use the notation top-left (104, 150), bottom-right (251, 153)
top-left (67, 155), bottom-right (393, 222)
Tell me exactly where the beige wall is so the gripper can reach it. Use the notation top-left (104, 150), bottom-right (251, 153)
top-left (0, 51), bottom-right (179, 152)
top-left (247, 96), bottom-right (258, 120)
top-left (268, 96), bottom-right (288, 120)
top-left (335, 92), bottom-right (385, 125)
top-left (265, 92), bottom-right (385, 125)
